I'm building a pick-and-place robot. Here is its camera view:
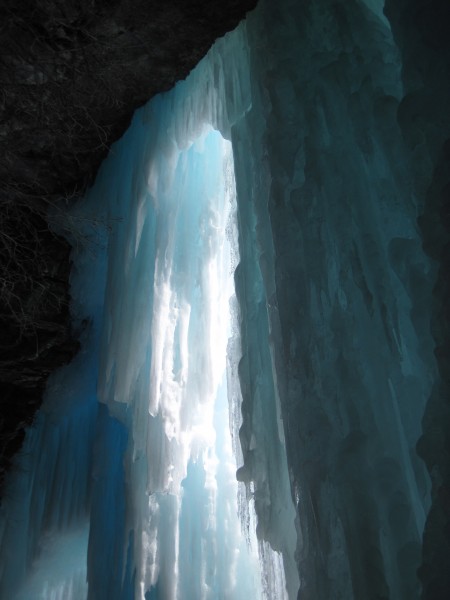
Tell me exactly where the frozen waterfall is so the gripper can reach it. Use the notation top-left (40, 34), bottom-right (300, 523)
top-left (0, 0), bottom-right (444, 598)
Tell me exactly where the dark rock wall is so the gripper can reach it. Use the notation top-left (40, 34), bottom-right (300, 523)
top-left (0, 213), bottom-right (77, 486)
top-left (384, 1), bottom-right (450, 598)
top-left (0, 0), bottom-right (256, 492)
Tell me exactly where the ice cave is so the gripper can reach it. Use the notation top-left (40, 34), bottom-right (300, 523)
top-left (1, 0), bottom-right (449, 598)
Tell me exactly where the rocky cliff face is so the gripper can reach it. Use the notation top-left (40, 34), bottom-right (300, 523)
top-left (0, 0), bottom-right (256, 491)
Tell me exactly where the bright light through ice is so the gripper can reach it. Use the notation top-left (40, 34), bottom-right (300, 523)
top-left (126, 126), bottom-right (287, 599)
top-left (148, 128), bottom-right (235, 461)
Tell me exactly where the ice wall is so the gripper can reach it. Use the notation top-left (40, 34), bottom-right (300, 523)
top-left (0, 0), bottom-right (442, 598)
top-left (235, 0), bottom-right (438, 598)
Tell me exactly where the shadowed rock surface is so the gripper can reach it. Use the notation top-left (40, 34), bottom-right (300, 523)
top-left (385, 1), bottom-right (450, 597)
top-left (0, 0), bottom-right (256, 492)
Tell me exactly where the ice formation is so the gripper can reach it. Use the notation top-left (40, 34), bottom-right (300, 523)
top-left (0, 0), bottom-right (442, 598)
